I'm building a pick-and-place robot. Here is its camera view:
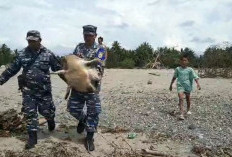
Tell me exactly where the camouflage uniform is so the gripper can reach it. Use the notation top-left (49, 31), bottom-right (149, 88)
top-left (67, 42), bottom-right (102, 133)
top-left (98, 43), bottom-right (107, 75)
top-left (0, 45), bottom-right (61, 132)
top-left (98, 36), bottom-right (107, 68)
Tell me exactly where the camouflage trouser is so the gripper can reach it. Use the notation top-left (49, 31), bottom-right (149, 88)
top-left (67, 90), bottom-right (101, 132)
top-left (101, 66), bottom-right (105, 76)
top-left (22, 90), bottom-right (55, 132)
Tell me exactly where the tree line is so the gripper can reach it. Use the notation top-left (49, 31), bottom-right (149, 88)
top-left (106, 41), bottom-right (232, 69)
top-left (0, 44), bottom-right (16, 67)
top-left (0, 42), bottom-right (232, 69)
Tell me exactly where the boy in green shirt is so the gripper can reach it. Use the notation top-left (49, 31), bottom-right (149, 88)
top-left (169, 55), bottom-right (201, 120)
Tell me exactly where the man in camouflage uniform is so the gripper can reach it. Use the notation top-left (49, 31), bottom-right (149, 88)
top-left (97, 36), bottom-right (107, 75)
top-left (0, 30), bottom-right (62, 149)
top-left (67, 25), bottom-right (104, 151)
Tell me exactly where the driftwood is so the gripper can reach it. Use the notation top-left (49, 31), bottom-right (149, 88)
top-left (100, 126), bottom-right (130, 134)
top-left (141, 149), bottom-right (172, 156)
top-left (146, 54), bottom-right (162, 69)
top-left (0, 109), bottom-right (24, 131)
top-left (0, 109), bottom-right (48, 136)
top-left (38, 118), bottom-right (47, 125)
top-left (148, 72), bottom-right (160, 76)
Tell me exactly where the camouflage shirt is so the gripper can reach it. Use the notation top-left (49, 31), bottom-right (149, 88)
top-left (73, 42), bottom-right (98, 60)
top-left (0, 45), bottom-right (61, 94)
top-left (98, 43), bottom-right (107, 66)
top-left (73, 42), bottom-right (104, 68)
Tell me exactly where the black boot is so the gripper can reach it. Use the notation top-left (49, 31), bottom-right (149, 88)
top-left (84, 132), bottom-right (95, 152)
top-left (25, 131), bottom-right (37, 150)
top-left (76, 120), bottom-right (86, 134)
top-left (47, 119), bottom-right (55, 131)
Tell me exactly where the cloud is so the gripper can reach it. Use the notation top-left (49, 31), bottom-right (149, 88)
top-left (190, 37), bottom-right (215, 44)
top-left (114, 22), bottom-right (129, 29)
top-left (51, 44), bottom-right (74, 56)
top-left (0, 0), bottom-right (231, 55)
top-left (179, 20), bottom-right (195, 27)
top-left (106, 19), bottom-right (129, 29)
top-left (0, 6), bottom-right (11, 11)
top-left (147, 0), bottom-right (161, 6)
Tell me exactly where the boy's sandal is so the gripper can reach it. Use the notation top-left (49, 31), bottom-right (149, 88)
top-left (179, 114), bottom-right (185, 120)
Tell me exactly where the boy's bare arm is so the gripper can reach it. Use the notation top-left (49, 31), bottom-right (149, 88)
top-left (195, 78), bottom-right (201, 90)
top-left (169, 77), bottom-right (176, 91)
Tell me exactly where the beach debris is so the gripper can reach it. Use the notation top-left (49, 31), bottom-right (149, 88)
top-left (127, 133), bottom-right (137, 139)
top-left (148, 72), bottom-right (160, 76)
top-left (198, 68), bottom-right (232, 78)
top-left (168, 110), bottom-right (178, 117)
top-left (0, 109), bottom-right (49, 136)
top-left (0, 65), bottom-right (5, 69)
top-left (188, 124), bottom-right (196, 130)
top-left (0, 109), bottom-right (25, 132)
top-left (192, 145), bottom-right (211, 156)
top-left (141, 148), bottom-right (171, 156)
top-left (38, 118), bottom-right (47, 126)
top-left (101, 126), bottom-right (130, 134)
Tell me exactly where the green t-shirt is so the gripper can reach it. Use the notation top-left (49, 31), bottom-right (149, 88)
top-left (174, 66), bottom-right (199, 93)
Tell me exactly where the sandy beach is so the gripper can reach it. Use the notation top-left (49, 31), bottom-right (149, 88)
top-left (0, 68), bottom-right (231, 157)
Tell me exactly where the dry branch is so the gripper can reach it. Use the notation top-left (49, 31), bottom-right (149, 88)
top-left (141, 149), bottom-right (171, 157)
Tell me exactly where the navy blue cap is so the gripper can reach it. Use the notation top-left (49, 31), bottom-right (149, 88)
top-left (83, 25), bottom-right (97, 35)
top-left (26, 30), bottom-right (41, 41)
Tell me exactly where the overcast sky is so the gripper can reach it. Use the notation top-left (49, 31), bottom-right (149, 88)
top-left (0, 0), bottom-right (231, 55)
